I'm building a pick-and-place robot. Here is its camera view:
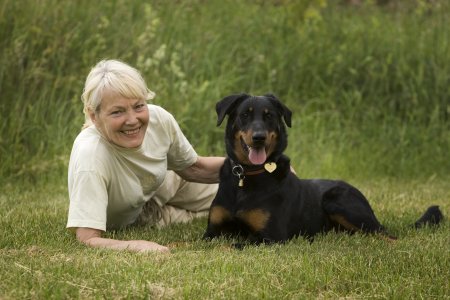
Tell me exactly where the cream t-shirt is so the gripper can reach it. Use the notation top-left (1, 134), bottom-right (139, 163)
top-left (67, 104), bottom-right (197, 231)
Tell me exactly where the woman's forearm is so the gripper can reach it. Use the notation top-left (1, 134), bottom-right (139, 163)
top-left (83, 237), bottom-right (169, 252)
top-left (75, 227), bottom-right (169, 253)
top-left (177, 156), bottom-right (225, 183)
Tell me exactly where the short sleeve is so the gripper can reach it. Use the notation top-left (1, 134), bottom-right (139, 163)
top-left (165, 112), bottom-right (198, 171)
top-left (67, 170), bottom-right (109, 231)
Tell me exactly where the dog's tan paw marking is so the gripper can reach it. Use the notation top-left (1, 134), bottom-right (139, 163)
top-left (237, 209), bottom-right (270, 232)
top-left (209, 206), bottom-right (231, 225)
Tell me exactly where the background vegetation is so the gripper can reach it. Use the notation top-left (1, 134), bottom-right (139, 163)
top-left (0, 0), bottom-right (448, 299)
top-left (1, 0), bottom-right (448, 182)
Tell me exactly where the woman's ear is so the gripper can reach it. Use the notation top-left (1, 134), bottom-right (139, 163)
top-left (88, 109), bottom-right (97, 124)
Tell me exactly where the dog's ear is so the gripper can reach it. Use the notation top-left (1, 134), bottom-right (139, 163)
top-left (264, 94), bottom-right (292, 128)
top-left (216, 93), bottom-right (250, 126)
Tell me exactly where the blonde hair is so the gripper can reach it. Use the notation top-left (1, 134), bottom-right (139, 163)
top-left (81, 59), bottom-right (155, 129)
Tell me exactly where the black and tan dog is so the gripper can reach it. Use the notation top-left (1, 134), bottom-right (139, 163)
top-left (203, 93), bottom-right (443, 244)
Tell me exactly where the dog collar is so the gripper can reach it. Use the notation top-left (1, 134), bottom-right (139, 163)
top-left (230, 160), bottom-right (277, 187)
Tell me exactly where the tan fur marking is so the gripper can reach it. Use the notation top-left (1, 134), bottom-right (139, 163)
top-left (240, 130), bottom-right (254, 146)
top-left (237, 209), bottom-right (270, 232)
top-left (265, 131), bottom-right (278, 158)
top-left (234, 130), bottom-right (253, 164)
top-left (330, 214), bottom-right (397, 242)
top-left (209, 206), bottom-right (231, 225)
top-left (329, 214), bottom-right (360, 232)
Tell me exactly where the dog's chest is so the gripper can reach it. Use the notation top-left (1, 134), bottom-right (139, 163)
top-left (213, 160), bottom-right (291, 234)
top-left (210, 184), bottom-right (278, 233)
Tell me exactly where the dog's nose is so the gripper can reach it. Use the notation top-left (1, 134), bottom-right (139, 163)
top-left (252, 131), bottom-right (266, 143)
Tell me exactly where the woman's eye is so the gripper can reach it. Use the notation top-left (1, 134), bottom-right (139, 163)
top-left (135, 104), bottom-right (145, 110)
top-left (111, 110), bottom-right (123, 116)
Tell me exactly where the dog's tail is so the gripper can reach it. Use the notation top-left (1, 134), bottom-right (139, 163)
top-left (414, 205), bottom-right (444, 228)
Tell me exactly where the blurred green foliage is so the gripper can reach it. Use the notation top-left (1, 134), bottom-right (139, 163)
top-left (0, 0), bottom-right (448, 184)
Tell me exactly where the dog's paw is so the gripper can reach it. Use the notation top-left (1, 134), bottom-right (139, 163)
top-left (202, 231), bottom-right (218, 241)
top-left (231, 243), bottom-right (247, 250)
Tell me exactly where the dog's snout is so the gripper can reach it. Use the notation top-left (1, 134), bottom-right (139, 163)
top-left (252, 131), bottom-right (266, 143)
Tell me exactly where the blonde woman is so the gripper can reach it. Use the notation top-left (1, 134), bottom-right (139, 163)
top-left (67, 59), bottom-right (223, 252)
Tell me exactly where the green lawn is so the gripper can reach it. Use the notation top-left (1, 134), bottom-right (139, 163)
top-left (1, 179), bottom-right (448, 299)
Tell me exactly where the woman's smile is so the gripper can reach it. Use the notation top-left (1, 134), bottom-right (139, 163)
top-left (90, 91), bottom-right (149, 148)
top-left (122, 127), bottom-right (141, 135)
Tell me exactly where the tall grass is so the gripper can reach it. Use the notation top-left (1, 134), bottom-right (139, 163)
top-left (0, 0), bottom-right (448, 184)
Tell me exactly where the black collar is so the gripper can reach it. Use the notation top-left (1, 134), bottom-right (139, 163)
top-left (230, 159), bottom-right (266, 177)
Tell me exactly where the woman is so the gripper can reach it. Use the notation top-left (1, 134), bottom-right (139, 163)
top-left (67, 59), bottom-right (224, 253)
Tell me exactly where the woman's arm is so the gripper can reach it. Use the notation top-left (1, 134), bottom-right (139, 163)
top-left (176, 156), bottom-right (225, 184)
top-left (76, 227), bottom-right (169, 253)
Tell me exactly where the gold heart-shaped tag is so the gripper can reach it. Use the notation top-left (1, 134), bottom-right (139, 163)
top-left (264, 162), bottom-right (277, 173)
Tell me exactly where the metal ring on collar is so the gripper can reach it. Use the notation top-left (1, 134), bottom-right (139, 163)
top-left (232, 164), bottom-right (244, 177)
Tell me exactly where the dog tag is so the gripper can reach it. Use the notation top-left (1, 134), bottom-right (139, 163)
top-left (264, 162), bottom-right (277, 173)
top-left (239, 178), bottom-right (244, 187)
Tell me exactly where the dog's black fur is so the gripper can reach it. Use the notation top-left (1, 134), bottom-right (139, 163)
top-left (203, 93), bottom-right (443, 244)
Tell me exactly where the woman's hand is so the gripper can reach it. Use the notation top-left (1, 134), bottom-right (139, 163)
top-left (123, 240), bottom-right (170, 253)
top-left (75, 227), bottom-right (170, 253)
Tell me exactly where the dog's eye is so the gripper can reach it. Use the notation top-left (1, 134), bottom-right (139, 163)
top-left (241, 112), bottom-right (249, 119)
top-left (265, 112), bottom-right (273, 119)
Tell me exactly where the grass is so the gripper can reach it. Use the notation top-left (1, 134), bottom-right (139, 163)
top-left (1, 0), bottom-right (449, 298)
top-left (0, 0), bottom-right (449, 182)
top-left (1, 179), bottom-right (449, 299)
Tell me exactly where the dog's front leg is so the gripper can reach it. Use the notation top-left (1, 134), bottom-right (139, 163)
top-left (247, 232), bottom-right (276, 245)
top-left (203, 204), bottom-right (235, 240)
top-left (202, 223), bottom-right (222, 240)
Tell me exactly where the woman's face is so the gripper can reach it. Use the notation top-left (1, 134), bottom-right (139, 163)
top-left (90, 91), bottom-right (149, 148)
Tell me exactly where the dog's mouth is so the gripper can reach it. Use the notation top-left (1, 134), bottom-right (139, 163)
top-left (241, 137), bottom-right (267, 165)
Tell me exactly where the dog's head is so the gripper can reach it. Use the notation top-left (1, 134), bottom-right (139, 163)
top-left (216, 93), bottom-right (292, 165)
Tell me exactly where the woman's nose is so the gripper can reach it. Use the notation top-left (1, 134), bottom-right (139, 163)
top-left (125, 111), bottom-right (139, 125)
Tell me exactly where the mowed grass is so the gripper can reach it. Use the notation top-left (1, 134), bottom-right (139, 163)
top-left (1, 179), bottom-right (448, 299)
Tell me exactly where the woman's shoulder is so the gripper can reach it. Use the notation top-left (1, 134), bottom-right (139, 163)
top-left (147, 104), bottom-right (179, 133)
top-left (70, 127), bottom-right (113, 169)
top-left (148, 104), bottom-right (174, 121)
top-left (73, 127), bottom-right (105, 148)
